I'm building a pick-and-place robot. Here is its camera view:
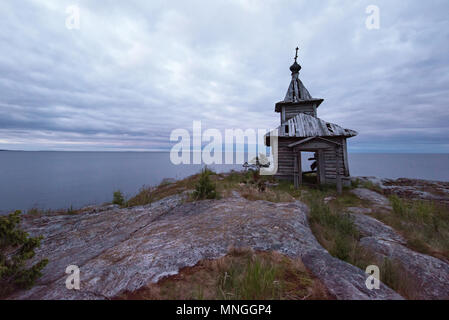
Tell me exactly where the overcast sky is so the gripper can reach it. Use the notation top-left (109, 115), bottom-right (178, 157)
top-left (0, 0), bottom-right (448, 152)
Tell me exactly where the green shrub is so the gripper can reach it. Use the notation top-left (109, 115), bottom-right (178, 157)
top-left (0, 210), bottom-right (48, 297)
top-left (193, 168), bottom-right (218, 200)
top-left (113, 190), bottom-right (125, 206)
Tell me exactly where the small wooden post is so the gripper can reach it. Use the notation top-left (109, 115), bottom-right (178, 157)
top-left (318, 149), bottom-right (325, 185)
top-left (335, 146), bottom-right (342, 194)
top-left (293, 152), bottom-right (298, 188)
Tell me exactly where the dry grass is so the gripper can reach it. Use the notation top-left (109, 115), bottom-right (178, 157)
top-left (304, 192), bottom-right (424, 299)
top-left (126, 174), bottom-right (202, 207)
top-left (350, 178), bottom-right (383, 193)
top-left (370, 195), bottom-right (449, 261)
top-left (302, 187), bottom-right (441, 299)
top-left (238, 186), bottom-right (296, 203)
top-left (127, 170), bottom-right (299, 207)
top-left (378, 257), bottom-right (420, 300)
top-left (303, 190), bottom-right (374, 269)
top-left (115, 248), bottom-right (332, 300)
top-left (25, 206), bottom-right (78, 217)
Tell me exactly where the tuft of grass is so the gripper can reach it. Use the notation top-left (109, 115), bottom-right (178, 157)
top-left (307, 192), bottom-right (359, 239)
top-left (378, 258), bottom-right (419, 300)
top-left (127, 174), bottom-right (203, 207)
top-left (390, 195), bottom-right (436, 224)
top-left (351, 178), bottom-right (382, 193)
top-left (67, 205), bottom-right (76, 214)
top-left (27, 207), bottom-right (56, 216)
top-left (217, 172), bottom-right (299, 203)
top-left (113, 190), bottom-right (125, 206)
top-left (24, 207), bottom-right (80, 217)
top-left (126, 185), bottom-right (155, 207)
top-left (333, 193), bottom-right (364, 208)
top-left (159, 178), bottom-right (175, 187)
top-left (27, 208), bottom-right (42, 215)
top-left (127, 171), bottom-right (303, 207)
top-left (218, 254), bottom-right (281, 300)
top-left (219, 250), bottom-right (330, 300)
top-left (302, 190), bottom-right (376, 269)
top-left (379, 195), bottom-right (449, 259)
top-left (115, 248), bottom-right (331, 300)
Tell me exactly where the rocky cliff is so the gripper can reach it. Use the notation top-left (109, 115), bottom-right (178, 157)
top-left (7, 176), bottom-right (449, 300)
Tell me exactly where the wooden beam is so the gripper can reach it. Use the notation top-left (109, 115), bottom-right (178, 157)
top-left (287, 136), bottom-right (316, 148)
top-left (318, 149), bottom-right (325, 185)
top-left (281, 106), bottom-right (286, 123)
top-left (343, 139), bottom-right (349, 176)
top-left (317, 137), bottom-right (342, 146)
top-left (293, 152), bottom-right (298, 189)
top-left (297, 141), bottom-right (335, 149)
top-left (287, 136), bottom-right (342, 149)
top-left (335, 146), bottom-right (342, 195)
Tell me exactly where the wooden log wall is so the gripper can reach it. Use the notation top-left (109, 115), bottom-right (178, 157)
top-left (274, 138), bottom-right (295, 179)
top-left (322, 144), bottom-right (345, 180)
top-left (274, 137), bottom-right (350, 184)
top-left (284, 106), bottom-right (315, 121)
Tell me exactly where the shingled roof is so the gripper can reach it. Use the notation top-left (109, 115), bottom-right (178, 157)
top-left (274, 72), bottom-right (324, 112)
top-left (284, 75), bottom-right (312, 102)
top-left (277, 113), bottom-right (358, 138)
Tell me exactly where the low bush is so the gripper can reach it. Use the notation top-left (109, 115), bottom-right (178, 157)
top-left (113, 190), bottom-right (125, 206)
top-left (192, 168), bottom-right (218, 200)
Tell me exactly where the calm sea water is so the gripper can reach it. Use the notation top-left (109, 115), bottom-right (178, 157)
top-left (1, 151), bottom-right (448, 213)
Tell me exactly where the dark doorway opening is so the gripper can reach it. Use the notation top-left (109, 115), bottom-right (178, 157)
top-left (300, 151), bottom-right (318, 185)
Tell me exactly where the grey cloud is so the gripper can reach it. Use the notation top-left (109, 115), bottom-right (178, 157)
top-left (0, 0), bottom-right (448, 152)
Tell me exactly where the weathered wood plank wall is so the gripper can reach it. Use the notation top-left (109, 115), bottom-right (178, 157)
top-left (284, 106), bottom-right (315, 121)
top-left (274, 137), bottom-right (349, 185)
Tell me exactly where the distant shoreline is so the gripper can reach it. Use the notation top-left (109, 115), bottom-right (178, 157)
top-left (1, 150), bottom-right (449, 154)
